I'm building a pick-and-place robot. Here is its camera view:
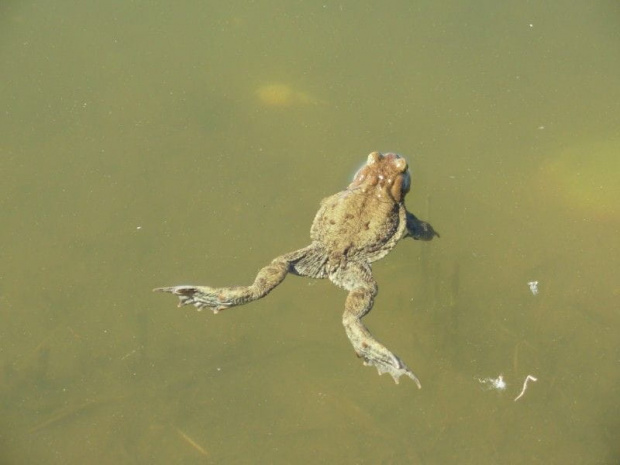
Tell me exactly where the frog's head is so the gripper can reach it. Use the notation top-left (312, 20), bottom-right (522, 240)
top-left (350, 152), bottom-right (411, 202)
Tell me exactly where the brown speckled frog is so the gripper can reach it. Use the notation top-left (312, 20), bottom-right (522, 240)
top-left (155, 152), bottom-right (439, 386)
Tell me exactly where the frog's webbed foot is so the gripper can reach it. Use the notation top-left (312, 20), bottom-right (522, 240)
top-left (332, 264), bottom-right (421, 387)
top-left (344, 308), bottom-right (421, 387)
top-left (357, 342), bottom-right (421, 387)
top-left (153, 286), bottom-right (232, 313)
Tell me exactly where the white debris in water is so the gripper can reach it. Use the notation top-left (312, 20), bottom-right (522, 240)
top-left (527, 280), bottom-right (539, 295)
top-left (514, 375), bottom-right (538, 401)
top-left (477, 373), bottom-right (539, 400)
top-left (477, 374), bottom-right (507, 391)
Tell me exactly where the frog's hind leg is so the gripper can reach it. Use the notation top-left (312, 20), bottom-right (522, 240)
top-left (287, 243), bottom-right (328, 279)
top-left (154, 245), bottom-right (325, 312)
top-left (331, 263), bottom-right (421, 387)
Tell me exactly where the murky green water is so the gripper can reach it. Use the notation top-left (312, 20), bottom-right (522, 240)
top-left (1, 1), bottom-right (619, 463)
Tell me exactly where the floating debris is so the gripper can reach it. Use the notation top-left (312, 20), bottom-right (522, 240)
top-left (514, 375), bottom-right (538, 401)
top-left (175, 427), bottom-right (209, 456)
top-left (477, 374), bottom-right (507, 391)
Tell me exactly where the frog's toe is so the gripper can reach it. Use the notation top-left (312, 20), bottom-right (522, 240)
top-left (363, 353), bottom-right (421, 388)
top-left (154, 286), bottom-right (225, 313)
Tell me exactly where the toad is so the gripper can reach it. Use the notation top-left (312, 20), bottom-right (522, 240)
top-left (155, 152), bottom-right (439, 386)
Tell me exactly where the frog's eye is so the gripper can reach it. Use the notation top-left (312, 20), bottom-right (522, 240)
top-left (393, 157), bottom-right (407, 172)
top-left (367, 152), bottom-right (381, 164)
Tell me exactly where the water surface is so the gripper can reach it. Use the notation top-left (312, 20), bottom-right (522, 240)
top-left (1, 1), bottom-right (619, 463)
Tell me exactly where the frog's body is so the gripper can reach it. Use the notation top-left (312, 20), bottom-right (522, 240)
top-left (155, 152), bottom-right (439, 385)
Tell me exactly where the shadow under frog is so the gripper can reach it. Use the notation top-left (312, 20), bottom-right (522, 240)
top-left (155, 152), bottom-right (439, 386)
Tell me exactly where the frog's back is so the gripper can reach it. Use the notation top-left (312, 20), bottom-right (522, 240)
top-left (310, 187), bottom-right (406, 262)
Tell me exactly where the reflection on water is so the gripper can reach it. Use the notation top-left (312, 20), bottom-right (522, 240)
top-left (537, 138), bottom-right (620, 222)
top-left (256, 83), bottom-right (322, 107)
top-left (1, 0), bottom-right (619, 463)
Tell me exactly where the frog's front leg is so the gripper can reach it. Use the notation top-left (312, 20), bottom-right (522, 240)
top-left (154, 246), bottom-right (317, 312)
top-left (331, 263), bottom-right (421, 387)
top-left (405, 211), bottom-right (439, 241)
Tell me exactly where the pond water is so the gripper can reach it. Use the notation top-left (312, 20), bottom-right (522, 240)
top-left (1, 1), bottom-right (619, 463)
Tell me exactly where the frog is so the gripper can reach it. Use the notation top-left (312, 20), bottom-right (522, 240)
top-left (154, 152), bottom-right (439, 386)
